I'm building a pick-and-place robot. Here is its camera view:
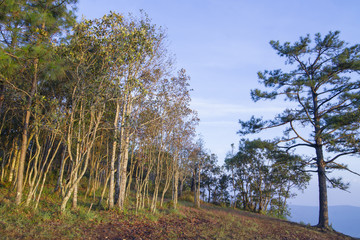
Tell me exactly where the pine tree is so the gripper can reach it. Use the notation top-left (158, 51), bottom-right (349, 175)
top-left (240, 31), bottom-right (360, 228)
top-left (0, 0), bottom-right (77, 205)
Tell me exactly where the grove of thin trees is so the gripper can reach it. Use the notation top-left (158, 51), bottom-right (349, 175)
top-left (0, 0), bottom-right (203, 213)
top-left (199, 139), bottom-right (310, 219)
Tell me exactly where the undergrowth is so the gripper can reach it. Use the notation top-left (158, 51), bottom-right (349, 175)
top-left (0, 183), bottom-right (354, 240)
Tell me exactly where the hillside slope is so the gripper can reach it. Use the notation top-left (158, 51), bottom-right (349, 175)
top-left (0, 201), bottom-right (356, 240)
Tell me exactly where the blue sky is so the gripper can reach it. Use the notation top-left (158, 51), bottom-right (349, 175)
top-left (77, 0), bottom-right (360, 207)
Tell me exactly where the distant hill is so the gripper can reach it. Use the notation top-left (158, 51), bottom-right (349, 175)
top-left (289, 205), bottom-right (360, 238)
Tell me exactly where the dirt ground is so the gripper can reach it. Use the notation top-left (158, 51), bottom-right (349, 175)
top-left (77, 204), bottom-right (356, 240)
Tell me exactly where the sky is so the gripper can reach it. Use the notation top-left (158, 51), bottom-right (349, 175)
top-left (77, 0), bottom-right (360, 208)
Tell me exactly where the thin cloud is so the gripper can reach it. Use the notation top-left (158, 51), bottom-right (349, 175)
top-left (191, 97), bottom-right (286, 118)
top-left (200, 120), bottom-right (237, 126)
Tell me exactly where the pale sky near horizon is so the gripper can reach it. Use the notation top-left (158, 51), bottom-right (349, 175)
top-left (77, 0), bottom-right (360, 209)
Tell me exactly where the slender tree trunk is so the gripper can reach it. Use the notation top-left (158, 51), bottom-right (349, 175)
top-left (61, 107), bottom-right (103, 212)
top-left (25, 130), bottom-right (41, 206)
top-left (117, 136), bottom-right (128, 208)
top-left (194, 166), bottom-right (201, 208)
top-left (72, 104), bottom-right (82, 210)
top-left (231, 167), bottom-right (236, 208)
top-left (160, 159), bottom-right (172, 207)
top-left (9, 145), bottom-right (19, 183)
top-left (135, 164), bottom-right (141, 212)
top-left (61, 148), bottom-right (92, 212)
top-left (125, 146), bottom-right (136, 198)
top-left (98, 169), bottom-right (110, 207)
top-left (109, 101), bottom-right (120, 208)
top-left (116, 103), bottom-right (132, 209)
top-left (151, 150), bottom-right (163, 213)
top-left (196, 162), bottom-right (201, 208)
top-left (34, 139), bottom-right (61, 209)
top-left (55, 145), bottom-right (67, 195)
top-left (16, 58), bottom-right (38, 205)
top-left (173, 167), bottom-right (179, 209)
top-left (72, 167), bottom-right (78, 209)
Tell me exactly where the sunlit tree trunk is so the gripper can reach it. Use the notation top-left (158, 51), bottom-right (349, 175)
top-left (109, 101), bottom-right (120, 208)
top-left (15, 58), bottom-right (38, 205)
top-left (173, 166), bottom-right (179, 209)
top-left (116, 102), bottom-right (132, 209)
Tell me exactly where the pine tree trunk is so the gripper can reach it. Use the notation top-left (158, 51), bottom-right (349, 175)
top-left (316, 146), bottom-right (329, 228)
top-left (312, 89), bottom-right (329, 229)
top-left (16, 58), bottom-right (38, 205)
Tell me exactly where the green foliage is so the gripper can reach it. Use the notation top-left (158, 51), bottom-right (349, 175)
top-left (200, 153), bottom-right (221, 203)
top-left (240, 31), bottom-right (360, 228)
top-left (211, 173), bottom-right (231, 206)
top-left (225, 139), bottom-right (310, 215)
top-left (267, 199), bottom-right (291, 220)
